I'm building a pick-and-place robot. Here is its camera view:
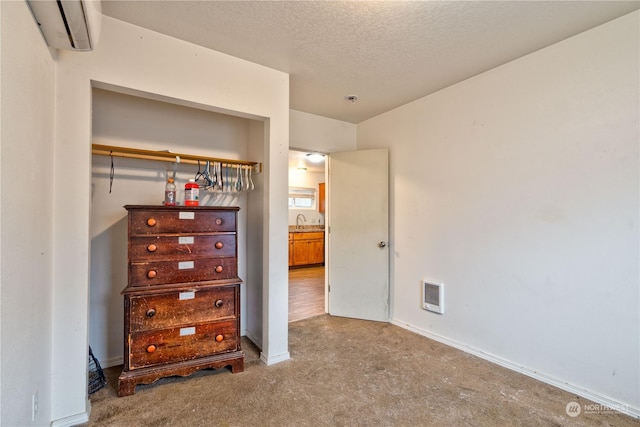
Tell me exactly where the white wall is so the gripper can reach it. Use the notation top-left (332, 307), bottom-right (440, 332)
top-left (290, 109), bottom-right (356, 153)
top-left (0, 2), bottom-right (55, 425)
top-left (246, 120), bottom-right (266, 347)
top-left (52, 16), bottom-right (290, 423)
top-left (358, 12), bottom-right (639, 414)
top-left (90, 88), bottom-right (254, 367)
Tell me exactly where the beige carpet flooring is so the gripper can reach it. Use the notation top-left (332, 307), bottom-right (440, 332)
top-left (85, 315), bottom-right (637, 426)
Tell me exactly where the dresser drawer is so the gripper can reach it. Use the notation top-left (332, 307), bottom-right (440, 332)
top-left (130, 257), bottom-right (238, 286)
top-left (128, 286), bottom-right (237, 332)
top-left (130, 234), bottom-right (236, 261)
top-left (128, 319), bottom-right (239, 370)
top-left (130, 209), bottom-right (236, 234)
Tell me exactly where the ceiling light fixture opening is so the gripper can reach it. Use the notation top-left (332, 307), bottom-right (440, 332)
top-left (345, 95), bottom-right (358, 104)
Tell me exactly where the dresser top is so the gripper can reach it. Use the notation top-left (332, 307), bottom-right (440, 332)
top-left (124, 205), bottom-right (239, 212)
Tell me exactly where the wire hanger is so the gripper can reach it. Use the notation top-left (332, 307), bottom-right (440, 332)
top-left (109, 151), bottom-right (115, 193)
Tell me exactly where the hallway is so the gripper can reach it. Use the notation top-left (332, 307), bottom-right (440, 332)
top-left (288, 266), bottom-right (325, 322)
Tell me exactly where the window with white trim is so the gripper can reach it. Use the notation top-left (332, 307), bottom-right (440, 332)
top-left (288, 187), bottom-right (316, 209)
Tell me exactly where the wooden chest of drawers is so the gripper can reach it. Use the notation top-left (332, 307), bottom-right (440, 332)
top-left (117, 206), bottom-right (244, 397)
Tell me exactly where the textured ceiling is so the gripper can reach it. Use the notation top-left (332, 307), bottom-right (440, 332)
top-left (101, 1), bottom-right (639, 123)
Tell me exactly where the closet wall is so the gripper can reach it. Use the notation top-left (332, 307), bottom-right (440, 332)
top-left (90, 88), bottom-right (254, 366)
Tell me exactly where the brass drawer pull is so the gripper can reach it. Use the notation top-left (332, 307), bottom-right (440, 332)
top-left (215, 241), bottom-right (224, 249)
top-left (215, 266), bottom-right (223, 273)
top-left (146, 309), bottom-right (156, 317)
top-left (215, 218), bottom-right (223, 225)
top-left (147, 270), bottom-right (157, 279)
top-left (146, 218), bottom-right (156, 227)
top-left (146, 344), bottom-right (157, 353)
top-left (215, 299), bottom-right (224, 308)
top-left (215, 335), bottom-right (224, 342)
top-left (147, 244), bottom-right (157, 252)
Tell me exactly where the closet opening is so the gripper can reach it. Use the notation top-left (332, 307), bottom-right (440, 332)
top-left (89, 85), bottom-right (266, 376)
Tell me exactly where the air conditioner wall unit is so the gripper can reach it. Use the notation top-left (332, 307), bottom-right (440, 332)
top-left (27, 0), bottom-right (101, 51)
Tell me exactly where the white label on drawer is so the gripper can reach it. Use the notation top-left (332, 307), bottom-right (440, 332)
top-left (180, 327), bottom-right (196, 336)
top-left (179, 291), bottom-right (195, 300)
top-left (178, 261), bottom-right (194, 270)
top-left (179, 212), bottom-right (195, 220)
top-left (178, 236), bottom-right (194, 245)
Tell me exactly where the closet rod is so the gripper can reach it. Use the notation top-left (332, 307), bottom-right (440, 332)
top-left (92, 143), bottom-right (261, 171)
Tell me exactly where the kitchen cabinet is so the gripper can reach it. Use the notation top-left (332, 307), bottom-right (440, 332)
top-left (319, 183), bottom-right (326, 213)
top-left (288, 233), bottom-right (294, 266)
top-left (289, 231), bottom-right (324, 267)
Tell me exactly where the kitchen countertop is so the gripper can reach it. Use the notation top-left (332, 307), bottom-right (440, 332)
top-left (289, 226), bottom-right (325, 233)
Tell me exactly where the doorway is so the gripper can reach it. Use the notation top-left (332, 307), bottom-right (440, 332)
top-left (288, 149), bottom-right (327, 322)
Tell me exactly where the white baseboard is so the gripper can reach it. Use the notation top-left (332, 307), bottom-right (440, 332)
top-left (260, 351), bottom-right (290, 365)
top-left (99, 355), bottom-right (124, 369)
top-left (391, 319), bottom-right (640, 419)
top-left (50, 400), bottom-right (90, 427)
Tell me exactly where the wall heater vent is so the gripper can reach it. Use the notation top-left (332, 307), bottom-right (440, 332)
top-left (423, 280), bottom-right (444, 314)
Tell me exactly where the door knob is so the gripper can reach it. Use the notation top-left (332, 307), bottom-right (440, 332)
top-left (378, 241), bottom-right (387, 248)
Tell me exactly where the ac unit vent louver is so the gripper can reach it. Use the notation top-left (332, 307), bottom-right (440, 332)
top-left (27, 0), bottom-right (93, 51)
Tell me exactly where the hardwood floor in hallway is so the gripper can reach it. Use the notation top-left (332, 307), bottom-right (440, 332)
top-left (288, 266), bottom-right (325, 322)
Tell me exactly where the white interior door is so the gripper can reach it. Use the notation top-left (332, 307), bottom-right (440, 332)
top-left (328, 148), bottom-right (389, 322)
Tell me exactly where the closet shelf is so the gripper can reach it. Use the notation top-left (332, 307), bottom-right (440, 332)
top-left (92, 143), bottom-right (262, 172)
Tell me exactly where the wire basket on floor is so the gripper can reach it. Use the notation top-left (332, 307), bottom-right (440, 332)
top-left (88, 346), bottom-right (106, 394)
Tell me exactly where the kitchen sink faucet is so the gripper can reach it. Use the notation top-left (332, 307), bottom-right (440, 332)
top-left (296, 214), bottom-right (306, 230)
